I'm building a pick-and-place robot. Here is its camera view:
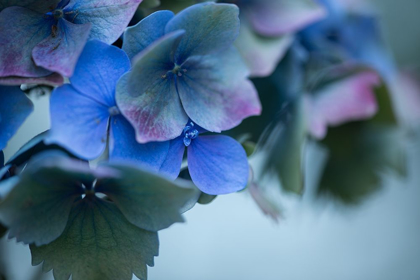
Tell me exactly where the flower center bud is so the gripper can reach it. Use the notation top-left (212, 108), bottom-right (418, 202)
top-left (172, 64), bottom-right (187, 77)
top-left (108, 106), bottom-right (120, 116)
top-left (183, 122), bottom-right (199, 147)
top-left (53, 9), bottom-right (64, 20)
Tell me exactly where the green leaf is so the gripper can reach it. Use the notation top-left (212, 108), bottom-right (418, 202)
top-left (370, 82), bottom-right (398, 125)
top-left (0, 154), bottom-right (90, 245)
top-left (197, 192), bottom-right (217, 205)
top-left (139, 0), bottom-right (160, 9)
top-left (318, 123), bottom-right (406, 204)
top-left (0, 222), bottom-right (6, 238)
top-left (253, 97), bottom-right (306, 194)
top-left (157, 0), bottom-right (196, 13)
top-left (95, 164), bottom-right (200, 232)
top-left (31, 196), bottom-right (158, 280)
top-left (242, 141), bottom-right (256, 157)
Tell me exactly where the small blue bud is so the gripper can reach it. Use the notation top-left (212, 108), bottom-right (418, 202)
top-left (183, 122), bottom-right (199, 147)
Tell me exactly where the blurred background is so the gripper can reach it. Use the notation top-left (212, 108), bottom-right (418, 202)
top-left (1, 0), bottom-right (420, 279)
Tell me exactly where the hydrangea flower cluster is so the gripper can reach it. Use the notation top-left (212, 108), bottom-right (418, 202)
top-left (0, 2), bottom-right (262, 278)
top-left (0, 0), bottom-right (418, 279)
top-left (0, 0), bottom-right (142, 83)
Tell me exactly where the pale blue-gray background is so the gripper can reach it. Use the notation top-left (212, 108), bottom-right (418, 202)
top-left (2, 1), bottom-right (420, 279)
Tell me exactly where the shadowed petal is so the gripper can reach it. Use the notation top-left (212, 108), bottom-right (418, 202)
top-left (0, 73), bottom-right (63, 86)
top-left (46, 85), bottom-right (110, 159)
top-left (32, 19), bottom-right (91, 77)
top-left (123, 10), bottom-right (175, 61)
top-left (159, 137), bottom-right (185, 180)
top-left (109, 115), bottom-right (170, 172)
top-left (165, 2), bottom-right (240, 63)
top-left (188, 135), bottom-right (249, 195)
top-left (0, 7), bottom-right (52, 78)
top-left (70, 40), bottom-right (130, 107)
top-left (306, 71), bottom-right (380, 139)
top-left (0, 0), bottom-right (60, 13)
top-left (235, 20), bottom-right (294, 77)
top-left (65, 0), bottom-right (143, 44)
top-left (0, 86), bottom-right (34, 150)
top-left (116, 31), bottom-right (188, 143)
top-left (246, 0), bottom-right (327, 36)
top-left (177, 47), bottom-right (261, 133)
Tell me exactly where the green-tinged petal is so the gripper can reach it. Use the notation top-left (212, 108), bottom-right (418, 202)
top-left (95, 164), bottom-right (200, 232)
top-left (0, 154), bottom-right (91, 246)
top-left (31, 197), bottom-right (159, 280)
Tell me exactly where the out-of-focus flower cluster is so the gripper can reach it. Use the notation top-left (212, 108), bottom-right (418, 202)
top-left (0, 0), bottom-right (419, 279)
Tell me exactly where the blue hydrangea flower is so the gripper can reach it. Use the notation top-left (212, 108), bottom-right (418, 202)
top-left (162, 122), bottom-right (250, 195)
top-left (222, 0), bottom-right (327, 77)
top-left (299, 0), bottom-right (395, 79)
top-left (46, 40), bottom-right (173, 173)
top-left (0, 86), bottom-right (34, 151)
top-left (0, 0), bottom-right (142, 81)
top-left (116, 3), bottom-right (262, 144)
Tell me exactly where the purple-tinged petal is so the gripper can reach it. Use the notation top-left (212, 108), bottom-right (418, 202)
top-left (248, 181), bottom-right (282, 223)
top-left (235, 20), bottom-right (294, 77)
top-left (116, 72), bottom-right (187, 144)
top-left (65, 0), bottom-right (143, 44)
top-left (187, 135), bottom-right (249, 195)
top-left (109, 115), bottom-right (170, 172)
top-left (159, 137), bottom-right (185, 180)
top-left (32, 19), bottom-right (91, 77)
top-left (116, 31), bottom-right (188, 143)
top-left (177, 47), bottom-right (261, 133)
top-left (0, 7), bottom-right (52, 78)
top-left (165, 2), bottom-right (240, 63)
top-left (0, 73), bottom-right (63, 86)
top-left (0, 0), bottom-right (60, 13)
top-left (46, 84), bottom-right (110, 159)
top-left (306, 71), bottom-right (380, 139)
top-left (70, 40), bottom-right (130, 107)
top-left (0, 86), bottom-right (34, 150)
top-left (123, 10), bottom-right (175, 61)
top-left (246, 0), bottom-right (327, 37)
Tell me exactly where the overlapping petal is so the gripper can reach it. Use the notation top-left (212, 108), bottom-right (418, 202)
top-left (158, 137), bottom-right (185, 180)
top-left (46, 85), bottom-right (110, 159)
top-left (116, 31), bottom-right (189, 143)
top-left (177, 47), bottom-right (261, 132)
top-left (0, 7), bottom-right (52, 78)
top-left (246, 0), bottom-right (327, 36)
top-left (306, 71), bottom-right (380, 139)
top-left (123, 10), bottom-right (175, 61)
top-left (70, 40), bottom-right (130, 107)
top-left (65, 0), bottom-right (143, 44)
top-left (0, 86), bottom-right (34, 150)
top-left (109, 115), bottom-right (170, 172)
top-left (187, 135), bottom-right (249, 195)
top-left (0, 0), bottom-right (60, 13)
top-left (235, 21), bottom-right (294, 77)
top-left (165, 2), bottom-right (240, 63)
top-left (32, 20), bottom-right (92, 77)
